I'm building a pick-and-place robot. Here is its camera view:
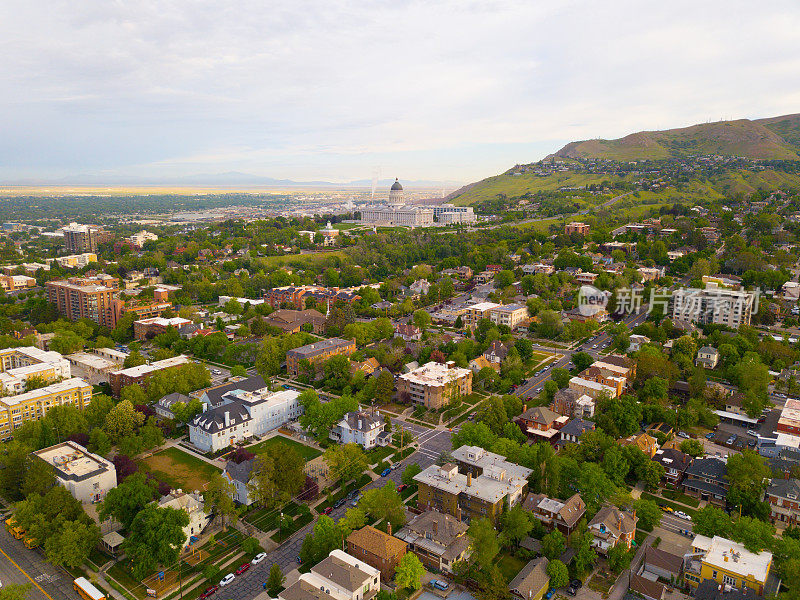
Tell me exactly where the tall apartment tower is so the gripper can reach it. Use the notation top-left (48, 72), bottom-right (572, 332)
top-left (46, 278), bottom-right (120, 329)
top-left (63, 223), bottom-right (99, 253)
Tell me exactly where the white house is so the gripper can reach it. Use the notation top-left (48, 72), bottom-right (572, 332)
top-left (158, 491), bottom-right (211, 547)
top-left (330, 411), bottom-right (388, 450)
top-left (223, 459), bottom-right (255, 505)
top-left (33, 441), bottom-right (117, 503)
top-left (695, 346), bottom-right (720, 369)
top-left (278, 550), bottom-right (380, 600)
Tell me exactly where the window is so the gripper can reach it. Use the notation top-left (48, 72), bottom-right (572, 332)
top-left (723, 575), bottom-right (736, 587)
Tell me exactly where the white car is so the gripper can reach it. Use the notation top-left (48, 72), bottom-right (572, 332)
top-left (747, 430), bottom-right (758, 437)
top-left (220, 574), bottom-right (235, 587)
top-left (251, 553), bottom-right (267, 565)
top-left (675, 511), bottom-right (692, 521)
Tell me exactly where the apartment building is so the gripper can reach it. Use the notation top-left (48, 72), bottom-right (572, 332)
top-left (63, 223), bottom-right (100, 253)
top-left (682, 457), bottom-right (729, 506)
top-left (415, 446), bottom-right (532, 523)
top-left (395, 511), bottom-right (471, 573)
top-left (346, 525), bottom-right (407, 581)
top-left (462, 302), bottom-right (501, 327)
top-left (109, 355), bottom-right (190, 397)
top-left (568, 376), bottom-right (618, 399)
top-left (765, 478), bottom-right (800, 526)
top-left (286, 338), bottom-right (356, 377)
top-left (47, 277), bottom-right (120, 329)
top-left (33, 441), bottom-right (117, 503)
top-left (778, 399), bottom-right (800, 437)
top-left (52, 253), bottom-right (99, 269)
top-left (684, 536), bottom-right (772, 596)
top-left (488, 304), bottom-right (529, 329)
top-left (671, 284), bottom-right (757, 329)
top-left (0, 378), bottom-right (92, 440)
top-left (398, 361), bottom-right (472, 410)
top-left (262, 309), bottom-right (326, 334)
top-left (0, 346), bottom-right (71, 394)
top-left (0, 274), bottom-right (36, 292)
top-left (565, 222), bottom-right (590, 235)
top-left (120, 300), bottom-right (173, 321)
top-left (279, 550), bottom-right (380, 600)
top-left (552, 388), bottom-right (596, 418)
top-left (128, 230), bottom-right (158, 248)
top-left (522, 492), bottom-right (586, 535)
top-left (66, 349), bottom-right (127, 385)
top-left (189, 388), bottom-right (302, 452)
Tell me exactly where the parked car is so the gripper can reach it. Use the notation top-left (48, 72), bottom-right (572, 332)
top-left (397, 484), bottom-right (408, 492)
top-left (333, 499), bottom-right (345, 509)
top-left (430, 580), bottom-right (449, 591)
top-left (569, 580), bottom-right (583, 590)
top-left (747, 429), bottom-right (758, 437)
top-left (545, 591), bottom-right (555, 600)
top-left (251, 553), bottom-right (267, 565)
top-left (392, 462), bottom-right (402, 470)
top-left (705, 432), bottom-right (714, 439)
top-left (323, 506), bottom-right (333, 515)
top-left (235, 563), bottom-right (250, 575)
top-left (219, 575), bottom-right (235, 587)
top-left (381, 468), bottom-right (392, 477)
top-left (350, 494), bottom-right (362, 507)
top-left (675, 511), bottom-right (692, 521)
top-left (678, 431), bottom-right (690, 439)
top-left (200, 586), bottom-right (219, 599)
top-left (660, 505), bottom-right (674, 512)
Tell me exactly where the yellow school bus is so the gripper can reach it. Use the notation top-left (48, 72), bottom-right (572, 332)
top-left (74, 578), bottom-right (106, 600)
top-left (5, 517), bottom-right (25, 540)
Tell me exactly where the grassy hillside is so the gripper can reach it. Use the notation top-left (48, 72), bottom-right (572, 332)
top-left (551, 114), bottom-right (800, 161)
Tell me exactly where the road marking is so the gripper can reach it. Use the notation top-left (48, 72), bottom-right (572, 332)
top-left (0, 544), bottom-right (57, 600)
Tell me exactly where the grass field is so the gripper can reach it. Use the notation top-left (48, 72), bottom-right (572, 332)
top-left (497, 553), bottom-right (526, 582)
top-left (247, 435), bottom-right (322, 460)
top-left (256, 250), bottom-right (347, 270)
top-left (138, 447), bottom-right (221, 493)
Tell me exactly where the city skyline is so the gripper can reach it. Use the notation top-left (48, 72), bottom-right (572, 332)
top-left (1, 0), bottom-right (799, 183)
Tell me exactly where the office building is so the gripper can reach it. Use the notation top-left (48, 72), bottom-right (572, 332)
top-left (33, 441), bottom-right (116, 503)
top-left (285, 338), bottom-right (356, 377)
top-left (432, 204), bottom-right (476, 225)
top-left (398, 361), bottom-right (472, 410)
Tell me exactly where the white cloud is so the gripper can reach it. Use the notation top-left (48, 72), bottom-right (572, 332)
top-left (0, 0), bottom-right (798, 182)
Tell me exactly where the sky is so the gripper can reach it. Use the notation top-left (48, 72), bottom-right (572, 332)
top-left (1, 0), bottom-right (799, 185)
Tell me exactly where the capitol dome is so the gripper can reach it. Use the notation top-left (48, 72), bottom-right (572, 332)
top-left (390, 178), bottom-right (403, 191)
top-left (388, 178), bottom-right (405, 206)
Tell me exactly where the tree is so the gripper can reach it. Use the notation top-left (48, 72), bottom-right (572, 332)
top-left (264, 442), bottom-right (306, 503)
top-left (231, 364), bottom-right (247, 377)
top-left (242, 536), bottom-right (261, 556)
top-left (731, 517), bottom-right (775, 553)
top-left (359, 482), bottom-right (406, 530)
top-left (375, 370), bottom-right (395, 403)
top-left (0, 585), bottom-right (31, 600)
top-left (337, 507), bottom-right (367, 538)
top-left (266, 563), bottom-right (285, 596)
top-left (547, 559), bottom-right (569, 588)
top-left (84, 394), bottom-right (114, 429)
top-left (573, 528), bottom-right (597, 577)
top-left (0, 441), bottom-right (34, 500)
top-left (632, 499), bottom-right (662, 532)
top-left (467, 517), bottom-right (500, 568)
top-left (542, 530), bottom-right (566, 560)
top-left (572, 352), bottom-right (594, 372)
top-left (401, 463), bottom-right (422, 486)
top-left (395, 552), bottom-right (425, 590)
top-left (637, 459), bottom-right (665, 491)
top-left (607, 543), bottom-right (632, 573)
top-left (551, 368), bottom-right (571, 389)
top-left (325, 443), bottom-right (368, 484)
top-left (99, 472), bottom-right (156, 529)
top-left (477, 397), bottom-right (508, 435)
top-left (680, 439), bottom-right (705, 458)
top-left (22, 458), bottom-right (55, 497)
top-left (104, 400), bottom-right (145, 442)
top-left (692, 506), bottom-right (733, 539)
top-left (123, 506), bottom-right (189, 579)
top-left (203, 565), bottom-right (221, 583)
top-left (499, 506), bottom-right (532, 547)
top-left (248, 453), bottom-right (278, 508)
top-left (45, 519), bottom-right (100, 568)
top-left (412, 309), bottom-right (432, 331)
top-left (123, 350), bottom-right (147, 369)
top-left (205, 473), bottom-right (239, 526)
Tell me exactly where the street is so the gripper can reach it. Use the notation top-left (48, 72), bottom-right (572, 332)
top-left (0, 528), bottom-right (74, 600)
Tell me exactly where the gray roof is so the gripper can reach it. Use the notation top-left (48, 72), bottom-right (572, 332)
top-left (652, 448), bottom-right (692, 472)
top-left (560, 418), bottom-right (595, 437)
top-left (341, 411), bottom-right (383, 433)
top-left (287, 338), bottom-right (353, 360)
top-left (314, 553), bottom-right (372, 592)
top-left (201, 375), bottom-right (266, 407)
top-left (694, 579), bottom-right (757, 600)
top-left (685, 457), bottom-right (727, 484)
top-left (509, 557), bottom-right (550, 599)
top-left (698, 346), bottom-right (719, 355)
top-left (156, 392), bottom-right (190, 410)
top-left (190, 401), bottom-right (251, 434)
top-left (391, 179), bottom-right (403, 191)
top-left (224, 458), bottom-right (255, 484)
top-left (766, 477), bottom-right (800, 500)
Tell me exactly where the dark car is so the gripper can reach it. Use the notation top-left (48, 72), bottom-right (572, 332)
top-left (569, 580), bottom-right (582, 590)
top-left (333, 499), bottom-right (345, 508)
top-left (235, 563), bottom-right (250, 575)
top-left (200, 586), bottom-right (219, 599)
top-left (381, 468), bottom-right (392, 477)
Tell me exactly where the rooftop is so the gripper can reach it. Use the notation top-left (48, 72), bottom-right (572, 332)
top-left (112, 355), bottom-right (190, 378)
top-left (699, 536), bottom-right (772, 582)
top-left (34, 441), bottom-right (114, 480)
top-left (287, 338), bottom-right (354, 359)
top-left (400, 361), bottom-right (471, 388)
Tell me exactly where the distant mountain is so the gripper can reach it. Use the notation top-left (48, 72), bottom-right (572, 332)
top-left (548, 114), bottom-right (800, 161)
top-left (0, 172), bottom-right (462, 189)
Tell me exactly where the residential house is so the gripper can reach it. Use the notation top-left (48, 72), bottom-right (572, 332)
top-left (682, 457), bottom-right (729, 507)
top-left (620, 433), bottom-right (659, 458)
top-left (629, 574), bottom-right (665, 600)
top-left (552, 388), bottom-right (596, 418)
top-left (523, 492), bottom-right (586, 535)
top-left (696, 347), bottom-right (720, 369)
top-left (628, 334), bottom-right (650, 352)
top-left (158, 491), bottom-right (211, 547)
top-left (346, 525), bottom-right (407, 581)
top-left (469, 355), bottom-right (498, 373)
top-left (278, 549), bottom-right (380, 600)
top-left (350, 357), bottom-right (381, 378)
top-left (651, 448), bottom-right (692, 487)
top-left (154, 392), bottom-right (192, 420)
top-left (568, 376), bottom-right (618, 399)
top-left (484, 340), bottom-right (511, 364)
top-left (509, 558), bottom-right (550, 600)
top-left (684, 535), bottom-right (772, 596)
top-left (330, 411), bottom-right (386, 450)
top-left (395, 323), bottom-right (422, 341)
top-left (557, 418), bottom-right (596, 446)
top-left (515, 406), bottom-right (569, 442)
top-left (765, 477), bottom-right (800, 526)
top-left (410, 280), bottom-right (431, 297)
top-left (222, 458), bottom-right (255, 505)
top-left (588, 505), bottom-right (638, 553)
top-left (394, 511), bottom-right (471, 573)
top-left (640, 546), bottom-right (684, 584)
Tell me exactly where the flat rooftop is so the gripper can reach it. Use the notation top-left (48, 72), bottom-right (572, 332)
top-left (113, 355), bottom-right (190, 378)
top-left (34, 441), bottom-right (113, 479)
top-left (400, 361), bottom-right (471, 388)
top-left (0, 377), bottom-right (89, 407)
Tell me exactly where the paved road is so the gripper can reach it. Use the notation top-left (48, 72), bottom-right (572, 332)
top-left (212, 426), bottom-right (452, 600)
top-left (0, 528), bottom-right (74, 600)
top-left (659, 512), bottom-right (694, 535)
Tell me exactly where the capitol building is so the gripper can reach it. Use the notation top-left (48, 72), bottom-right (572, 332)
top-left (360, 179), bottom-right (475, 227)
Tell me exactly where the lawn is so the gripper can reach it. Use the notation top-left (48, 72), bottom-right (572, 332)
top-left (107, 562), bottom-right (149, 600)
top-left (661, 489), bottom-right (700, 507)
top-left (497, 553), bottom-right (527, 582)
top-left (366, 446), bottom-right (395, 465)
top-left (271, 512), bottom-right (314, 543)
top-left (640, 492), bottom-right (698, 518)
top-left (247, 435), bottom-right (322, 460)
top-left (138, 447), bottom-right (221, 493)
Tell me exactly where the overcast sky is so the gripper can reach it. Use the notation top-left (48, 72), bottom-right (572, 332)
top-left (1, 0), bottom-right (799, 184)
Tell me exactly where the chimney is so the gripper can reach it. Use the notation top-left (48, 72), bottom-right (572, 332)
top-left (433, 520), bottom-right (438, 535)
top-left (523, 404), bottom-right (527, 413)
top-left (387, 522), bottom-right (392, 536)
top-left (467, 472), bottom-right (472, 486)
top-left (358, 419), bottom-right (363, 430)
top-left (224, 411), bottom-right (230, 427)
